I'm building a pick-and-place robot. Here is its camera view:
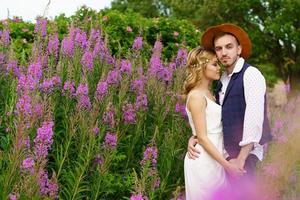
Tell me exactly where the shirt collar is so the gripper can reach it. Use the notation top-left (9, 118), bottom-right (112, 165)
top-left (224, 57), bottom-right (245, 77)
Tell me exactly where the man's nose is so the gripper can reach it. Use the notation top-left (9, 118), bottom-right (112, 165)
top-left (221, 48), bottom-right (227, 56)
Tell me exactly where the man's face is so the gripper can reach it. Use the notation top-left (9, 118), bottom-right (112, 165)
top-left (214, 34), bottom-right (242, 68)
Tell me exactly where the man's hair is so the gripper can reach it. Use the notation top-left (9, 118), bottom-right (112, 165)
top-left (213, 32), bottom-right (240, 47)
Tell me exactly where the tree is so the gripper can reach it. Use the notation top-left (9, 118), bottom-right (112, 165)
top-left (111, 0), bottom-right (163, 17)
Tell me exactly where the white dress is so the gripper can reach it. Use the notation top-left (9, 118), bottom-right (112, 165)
top-left (184, 95), bottom-right (227, 200)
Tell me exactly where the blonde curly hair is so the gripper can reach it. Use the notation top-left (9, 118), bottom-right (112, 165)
top-left (183, 47), bottom-right (215, 96)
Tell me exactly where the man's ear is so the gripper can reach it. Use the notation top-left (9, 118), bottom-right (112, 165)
top-left (238, 45), bottom-right (242, 56)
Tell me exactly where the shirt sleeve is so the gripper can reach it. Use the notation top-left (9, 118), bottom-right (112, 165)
top-left (239, 66), bottom-right (266, 146)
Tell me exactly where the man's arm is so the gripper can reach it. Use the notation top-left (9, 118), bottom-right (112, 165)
top-left (236, 66), bottom-right (266, 169)
top-left (187, 135), bottom-right (200, 159)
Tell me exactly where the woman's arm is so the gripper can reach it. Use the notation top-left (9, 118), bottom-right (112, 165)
top-left (188, 93), bottom-right (241, 175)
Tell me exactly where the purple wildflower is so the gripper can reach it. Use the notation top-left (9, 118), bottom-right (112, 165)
top-left (158, 67), bottom-right (173, 82)
top-left (77, 95), bottom-right (92, 110)
top-left (38, 169), bottom-right (59, 198)
top-left (39, 170), bottom-right (49, 195)
top-left (131, 79), bottom-right (144, 93)
top-left (81, 50), bottom-right (94, 71)
top-left (34, 18), bottom-right (47, 37)
top-left (47, 34), bottom-right (59, 58)
top-left (75, 29), bottom-right (87, 49)
top-left (1, 29), bottom-right (10, 46)
top-left (62, 80), bottom-right (76, 98)
top-left (175, 48), bottom-right (188, 67)
top-left (132, 36), bottom-right (143, 50)
top-left (140, 145), bottom-right (158, 167)
top-left (175, 102), bottom-right (187, 118)
top-left (135, 93), bottom-right (148, 111)
top-left (9, 194), bottom-right (18, 200)
top-left (120, 59), bottom-right (132, 75)
top-left (33, 121), bottom-right (54, 159)
top-left (21, 156), bottom-right (35, 174)
top-left (33, 103), bottom-right (43, 118)
top-left (27, 61), bottom-right (43, 83)
top-left (130, 194), bottom-right (144, 200)
top-left (122, 103), bottom-right (136, 124)
top-left (106, 69), bottom-right (120, 86)
top-left (93, 127), bottom-right (99, 136)
top-left (47, 179), bottom-right (58, 199)
top-left (76, 83), bottom-right (89, 97)
top-left (103, 132), bottom-right (117, 149)
top-left (16, 94), bottom-right (32, 117)
top-left (61, 36), bottom-right (74, 57)
top-left (102, 108), bottom-right (115, 128)
top-left (94, 154), bottom-right (103, 167)
top-left (95, 81), bottom-right (108, 101)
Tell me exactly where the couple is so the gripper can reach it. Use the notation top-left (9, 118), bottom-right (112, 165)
top-left (183, 24), bottom-right (272, 200)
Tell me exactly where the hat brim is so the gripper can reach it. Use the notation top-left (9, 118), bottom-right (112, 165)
top-left (201, 23), bottom-right (252, 59)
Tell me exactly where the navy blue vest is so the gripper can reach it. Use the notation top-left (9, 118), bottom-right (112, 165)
top-left (215, 62), bottom-right (272, 158)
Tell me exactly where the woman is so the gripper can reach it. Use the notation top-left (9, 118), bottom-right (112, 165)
top-left (183, 47), bottom-right (243, 200)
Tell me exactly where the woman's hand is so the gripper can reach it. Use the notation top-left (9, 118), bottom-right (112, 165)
top-left (224, 162), bottom-right (245, 179)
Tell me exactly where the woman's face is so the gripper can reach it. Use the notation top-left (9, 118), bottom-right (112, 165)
top-left (204, 56), bottom-right (221, 80)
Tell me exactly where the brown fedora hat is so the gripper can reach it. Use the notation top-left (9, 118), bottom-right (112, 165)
top-left (201, 23), bottom-right (252, 59)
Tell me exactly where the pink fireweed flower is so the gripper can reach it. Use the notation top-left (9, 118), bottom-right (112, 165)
top-left (93, 127), bottom-right (100, 136)
top-left (75, 29), bottom-right (88, 49)
top-left (33, 121), bottom-right (54, 159)
top-left (9, 193), bottom-right (18, 200)
top-left (93, 154), bottom-right (104, 167)
top-left (132, 36), bottom-right (143, 50)
top-left (17, 74), bottom-right (36, 94)
top-left (106, 69), bottom-right (120, 86)
top-left (21, 156), bottom-right (35, 174)
top-left (95, 81), bottom-right (108, 101)
top-left (126, 26), bottom-right (133, 32)
top-left (61, 36), bottom-right (74, 57)
top-left (40, 76), bottom-right (61, 93)
top-left (47, 179), bottom-right (59, 199)
top-left (122, 103), bottom-right (136, 124)
top-left (34, 18), bottom-right (47, 37)
top-left (175, 48), bottom-right (188, 67)
top-left (140, 145), bottom-right (158, 167)
top-left (102, 109), bottom-right (115, 128)
top-left (175, 102), bottom-right (187, 118)
top-left (77, 95), bottom-right (92, 110)
top-left (39, 169), bottom-right (49, 195)
top-left (47, 34), bottom-right (59, 58)
top-left (1, 29), bottom-right (10, 47)
top-left (27, 61), bottom-right (43, 83)
top-left (131, 79), bottom-right (144, 93)
top-left (130, 194), bottom-right (148, 200)
top-left (38, 169), bottom-right (58, 198)
top-left (81, 50), bottom-right (94, 71)
top-left (103, 132), bottom-right (117, 149)
top-left (16, 94), bottom-right (32, 117)
top-left (153, 177), bottom-right (160, 189)
top-left (33, 103), bottom-right (43, 118)
top-left (135, 93), bottom-right (148, 111)
top-left (62, 80), bottom-right (76, 98)
top-left (6, 60), bottom-right (20, 77)
top-left (120, 59), bottom-right (132, 75)
top-left (0, 53), bottom-right (5, 65)
top-left (76, 83), bottom-right (89, 97)
top-left (158, 67), bottom-right (173, 82)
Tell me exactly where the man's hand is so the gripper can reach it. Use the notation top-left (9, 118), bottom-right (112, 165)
top-left (187, 136), bottom-right (200, 159)
top-left (224, 162), bottom-right (245, 179)
top-left (229, 158), bottom-right (246, 174)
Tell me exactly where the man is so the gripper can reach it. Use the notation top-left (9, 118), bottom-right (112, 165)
top-left (187, 23), bottom-right (272, 176)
